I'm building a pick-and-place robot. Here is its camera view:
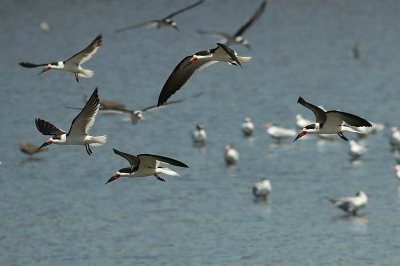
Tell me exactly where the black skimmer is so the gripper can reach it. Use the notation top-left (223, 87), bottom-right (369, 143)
top-left (197, 1), bottom-right (266, 49)
top-left (19, 34), bottom-right (102, 82)
top-left (224, 145), bottom-right (239, 165)
top-left (157, 43), bottom-right (251, 106)
top-left (106, 148), bottom-right (189, 184)
top-left (326, 191), bottom-right (368, 215)
top-left (35, 88), bottom-right (106, 155)
top-left (252, 178), bottom-right (271, 199)
top-left (242, 117), bottom-right (254, 137)
top-left (261, 123), bottom-right (296, 140)
top-left (294, 97), bottom-right (372, 142)
top-left (192, 124), bottom-right (207, 145)
top-left (115, 0), bottom-right (204, 32)
top-left (20, 142), bottom-right (48, 157)
top-left (348, 140), bottom-right (366, 160)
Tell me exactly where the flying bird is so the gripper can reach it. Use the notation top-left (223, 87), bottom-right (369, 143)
top-left (35, 88), bottom-right (106, 155)
top-left (197, 1), bottom-right (266, 49)
top-left (115, 0), bottom-right (204, 32)
top-left (326, 191), bottom-right (368, 215)
top-left (158, 43), bottom-right (251, 106)
top-left (19, 34), bottom-right (102, 82)
top-left (294, 97), bottom-right (372, 142)
top-left (106, 148), bottom-right (189, 184)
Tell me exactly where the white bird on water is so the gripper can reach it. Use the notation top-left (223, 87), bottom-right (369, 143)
top-left (106, 148), bottom-right (189, 183)
top-left (348, 140), bottom-right (366, 160)
top-left (35, 88), bottom-right (106, 155)
top-left (192, 124), bottom-right (207, 145)
top-left (253, 178), bottom-right (271, 199)
top-left (261, 123), bottom-right (296, 140)
top-left (224, 145), bottom-right (239, 165)
top-left (326, 191), bottom-right (368, 215)
top-left (242, 117), bottom-right (254, 137)
top-left (19, 34), bottom-right (102, 82)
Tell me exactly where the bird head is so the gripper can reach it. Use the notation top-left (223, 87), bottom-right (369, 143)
top-left (106, 172), bottom-right (121, 184)
top-left (39, 65), bottom-right (52, 75)
top-left (38, 138), bottom-right (53, 149)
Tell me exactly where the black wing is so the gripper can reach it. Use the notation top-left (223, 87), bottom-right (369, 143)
top-left (113, 148), bottom-right (140, 172)
top-left (35, 118), bottom-right (65, 136)
top-left (327, 111), bottom-right (372, 127)
top-left (164, 0), bottom-right (204, 19)
top-left (297, 97), bottom-right (327, 124)
top-left (234, 1), bottom-right (267, 37)
top-left (65, 34), bottom-right (102, 65)
top-left (19, 62), bottom-right (48, 68)
top-left (138, 154), bottom-right (189, 168)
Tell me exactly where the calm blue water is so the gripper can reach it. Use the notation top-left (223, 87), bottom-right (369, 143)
top-left (2, 0), bottom-right (400, 265)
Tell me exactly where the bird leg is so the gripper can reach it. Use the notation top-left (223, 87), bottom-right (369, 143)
top-left (85, 144), bottom-right (93, 155)
top-left (154, 174), bottom-right (165, 182)
top-left (337, 132), bottom-right (349, 142)
top-left (74, 73), bottom-right (79, 82)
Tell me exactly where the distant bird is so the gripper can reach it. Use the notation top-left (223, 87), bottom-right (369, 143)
top-left (19, 34), bottom-right (102, 82)
top-left (326, 191), bottom-right (368, 215)
top-left (106, 148), bottom-right (189, 184)
top-left (390, 127), bottom-right (400, 150)
top-left (197, 1), bottom-right (267, 49)
top-left (20, 142), bottom-right (48, 157)
top-left (356, 121), bottom-right (385, 137)
top-left (35, 88), bottom-right (106, 155)
top-left (242, 117), bottom-right (254, 137)
top-left (295, 114), bottom-right (313, 129)
top-left (293, 97), bottom-right (372, 142)
top-left (115, 0), bottom-right (204, 32)
top-left (352, 42), bottom-right (361, 59)
top-left (157, 43), bottom-right (251, 106)
top-left (192, 124), bottom-right (207, 145)
top-left (224, 145), bottom-right (239, 165)
top-left (348, 140), bottom-right (366, 160)
top-left (252, 178), bottom-right (271, 199)
top-left (261, 123), bottom-right (296, 140)
top-left (392, 165), bottom-right (400, 180)
top-left (40, 21), bottom-right (51, 32)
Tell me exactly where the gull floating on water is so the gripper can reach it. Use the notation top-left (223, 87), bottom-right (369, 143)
top-left (252, 177), bottom-right (271, 199)
top-left (115, 0), bottom-right (204, 32)
top-left (192, 124), bottom-right (207, 145)
top-left (348, 140), bottom-right (366, 160)
top-left (35, 88), bottom-right (106, 155)
top-left (326, 191), bottom-right (368, 215)
top-left (19, 34), bottom-right (102, 82)
top-left (242, 117), bottom-right (254, 137)
top-left (157, 43), bottom-right (251, 106)
top-left (261, 123), bottom-right (296, 141)
top-left (197, 1), bottom-right (267, 49)
top-left (294, 97), bottom-right (372, 142)
top-left (224, 145), bottom-right (239, 165)
top-left (106, 148), bottom-right (189, 184)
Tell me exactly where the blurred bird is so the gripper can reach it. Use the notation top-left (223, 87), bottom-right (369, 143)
top-left (326, 191), bottom-right (368, 215)
top-left (20, 142), bottom-right (48, 157)
top-left (252, 178), bottom-right (271, 199)
top-left (348, 140), bottom-right (366, 160)
top-left (106, 148), bottom-right (189, 184)
top-left (390, 127), bottom-right (400, 150)
top-left (242, 117), bottom-right (254, 137)
top-left (115, 0), bottom-right (204, 32)
top-left (224, 145), bottom-right (239, 165)
top-left (197, 1), bottom-right (267, 49)
top-left (352, 42), bottom-right (361, 59)
top-left (391, 165), bottom-right (400, 181)
top-left (19, 34), bottom-right (102, 82)
top-left (157, 43), bottom-right (251, 106)
top-left (192, 124), bottom-right (207, 145)
top-left (356, 121), bottom-right (385, 137)
top-left (261, 123), bottom-right (296, 140)
top-left (294, 97), bottom-right (372, 142)
top-left (40, 21), bottom-right (51, 32)
top-left (35, 88), bottom-right (106, 155)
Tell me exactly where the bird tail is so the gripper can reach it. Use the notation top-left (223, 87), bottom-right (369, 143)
top-left (325, 196), bottom-right (336, 204)
top-left (237, 56), bottom-right (252, 64)
top-left (90, 135), bottom-right (107, 146)
top-left (78, 69), bottom-right (94, 78)
top-left (158, 167), bottom-right (180, 176)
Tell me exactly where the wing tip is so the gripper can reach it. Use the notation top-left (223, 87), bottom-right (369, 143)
top-left (297, 96), bottom-right (305, 104)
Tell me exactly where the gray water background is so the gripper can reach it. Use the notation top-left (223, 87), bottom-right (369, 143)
top-left (1, 0), bottom-right (400, 265)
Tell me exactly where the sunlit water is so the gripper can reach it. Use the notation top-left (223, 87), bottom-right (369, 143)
top-left (2, 0), bottom-right (400, 265)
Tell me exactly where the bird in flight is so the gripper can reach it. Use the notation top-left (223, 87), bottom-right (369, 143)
top-left (19, 34), bottom-right (102, 82)
top-left (115, 0), bottom-right (204, 32)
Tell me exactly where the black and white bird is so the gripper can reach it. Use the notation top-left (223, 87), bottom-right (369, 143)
top-left (197, 1), bottom-right (266, 49)
top-left (115, 0), bottom-right (204, 32)
top-left (19, 34), bottom-right (102, 82)
top-left (294, 97), bottom-right (372, 142)
top-left (192, 124), bottom-right (207, 145)
top-left (326, 191), bottom-right (368, 215)
top-left (158, 43), bottom-right (251, 106)
top-left (35, 88), bottom-right (106, 155)
top-left (20, 142), bottom-right (48, 157)
top-left (252, 178), bottom-right (271, 199)
top-left (242, 117), bottom-right (254, 137)
top-left (224, 145), bottom-right (239, 165)
top-left (106, 148), bottom-right (189, 184)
